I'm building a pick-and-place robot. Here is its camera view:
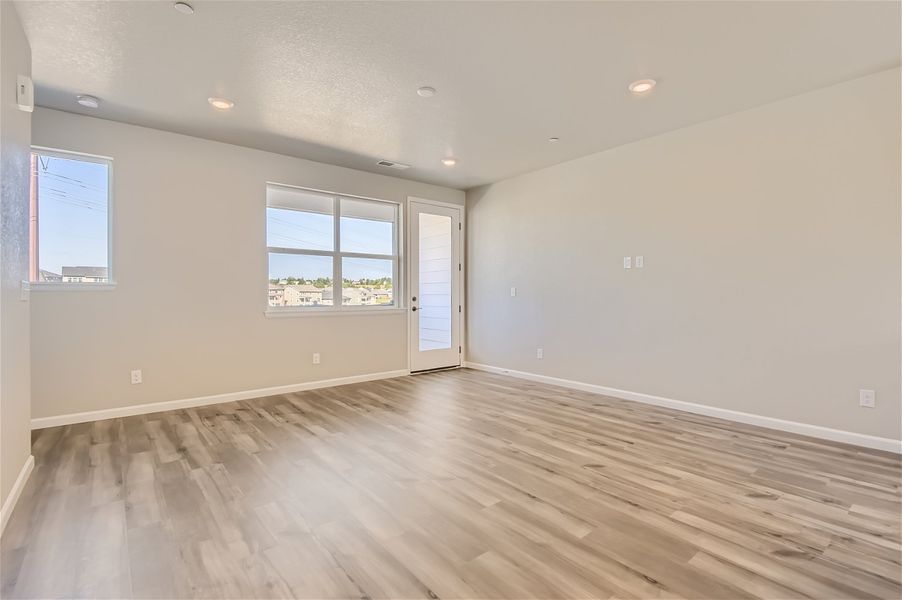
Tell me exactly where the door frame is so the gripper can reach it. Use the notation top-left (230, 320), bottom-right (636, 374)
top-left (406, 196), bottom-right (465, 373)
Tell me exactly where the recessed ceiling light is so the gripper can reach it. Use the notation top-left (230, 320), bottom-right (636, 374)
top-left (441, 157), bottom-right (457, 167)
top-left (548, 137), bottom-right (560, 142)
top-left (173, 2), bottom-right (194, 14)
top-left (417, 86), bottom-right (436, 98)
top-left (207, 97), bottom-right (234, 110)
top-left (628, 79), bottom-right (657, 95)
top-left (76, 95), bottom-right (99, 108)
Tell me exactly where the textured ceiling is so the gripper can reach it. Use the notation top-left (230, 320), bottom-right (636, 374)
top-left (15, 1), bottom-right (902, 189)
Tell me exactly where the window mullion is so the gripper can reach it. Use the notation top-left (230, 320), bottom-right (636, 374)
top-left (266, 246), bottom-right (334, 258)
top-left (337, 251), bottom-right (395, 260)
top-left (394, 203), bottom-right (400, 308)
top-left (333, 195), bottom-right (341, 309)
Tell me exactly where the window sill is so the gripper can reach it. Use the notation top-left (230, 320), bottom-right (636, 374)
top-left (264, 307), bottom-right (406, 318)
top-left (29, 282), bottom-right (117, 291)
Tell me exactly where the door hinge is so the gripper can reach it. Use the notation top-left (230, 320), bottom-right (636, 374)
top-left (458, 305), bottom-right (461, 313)
top-left (459, 346), bottom-right (462, 353)
top-left (459, 223), bottom-right (461, 231)
top-left (458, 263), bottom-right (461, 271)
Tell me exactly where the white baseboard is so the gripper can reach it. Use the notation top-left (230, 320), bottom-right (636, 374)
top-left (1, 455), bottom-right (34, 536)
top-left (31, 369), bottom-right (409, 430)
top-left (464, 362), bottom-right (902, 454)
top-left (30, 362), bottom-right (902, 454)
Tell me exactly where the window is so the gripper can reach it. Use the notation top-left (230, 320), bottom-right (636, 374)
top-left (29, 148), bottom-right (112, 285)
top-left (266, 184), bottom-right (399, 311)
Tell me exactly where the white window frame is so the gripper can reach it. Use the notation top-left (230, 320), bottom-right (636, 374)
top-left (265, 183), bottom-right (403, 316)
top-left (29, 146), bottom-right (115, 290)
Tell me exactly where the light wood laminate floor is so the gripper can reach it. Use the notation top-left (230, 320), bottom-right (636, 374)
top-left (2, 369), bottom-right (900, 599)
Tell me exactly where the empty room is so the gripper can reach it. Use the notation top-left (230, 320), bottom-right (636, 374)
top-left (1, 1), bottom-right (900, 598)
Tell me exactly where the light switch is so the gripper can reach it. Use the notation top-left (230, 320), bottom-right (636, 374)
top-left (859, 389), bottom-right (875, 408)
top-left (635, 256), bottom-right (644, 268)
top-left (510, 287), bottom-right (517, 297)
top-left (623, 257), bottom-right (631, 269)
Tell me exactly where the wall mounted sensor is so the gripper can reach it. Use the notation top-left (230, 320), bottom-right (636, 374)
top-left (16, 75), bottom-right (33, 112)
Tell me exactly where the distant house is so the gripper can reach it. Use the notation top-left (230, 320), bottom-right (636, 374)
top-left (323, 286), bottom-right (378, 306)
top-left (284, 284), bottom-right (324, 306)
top-left (268, 284), bottom-right (285, 306)
top-left (269, 283), bottom-right (325, 307)
top-left (61, 266), bottom-right (108, 283)
top-left (38, 269), bottom-right (62, 282)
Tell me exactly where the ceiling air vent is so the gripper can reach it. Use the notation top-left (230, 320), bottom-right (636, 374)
top-left (376, 159), bottom-right (411, 170)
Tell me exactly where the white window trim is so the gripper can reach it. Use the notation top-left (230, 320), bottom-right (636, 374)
top-left (265, 183), bottom-right (402, 315)
top-left (29, 146), bottom-right (115, 290)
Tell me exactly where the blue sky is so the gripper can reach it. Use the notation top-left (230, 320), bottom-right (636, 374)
top-left (36, 154), bottom-right (109, 274)
top-left (267, 207), bottom-right (394, 282)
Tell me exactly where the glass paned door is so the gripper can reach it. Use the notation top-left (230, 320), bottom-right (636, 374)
top-left (409, 201), bottom-right (461, 372)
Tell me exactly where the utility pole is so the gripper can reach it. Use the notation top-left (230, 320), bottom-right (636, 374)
top-left (28, 153), bottom-right (38, 282)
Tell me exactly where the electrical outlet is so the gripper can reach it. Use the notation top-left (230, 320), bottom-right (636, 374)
top-left (130, 369), bottom-right (142, 385)
top-left (623, 257), bottom-right (632, 269)
top-left (313, 353), bottom-right (321, 365)
top-left (635, 256), bottom-right (644, 268)
top-left (536, 348), bottom-right (543, 359)
top-left (859, 389), bottom-right (875, 408)
top-left (510, 287), bottom-right (517, 297)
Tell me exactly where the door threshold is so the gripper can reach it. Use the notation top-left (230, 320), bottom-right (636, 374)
top-left (410, 365), bottom-right (461, 375)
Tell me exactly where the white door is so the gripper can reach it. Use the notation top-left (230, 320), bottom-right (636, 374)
top-left (408, 200), bottom-right (461, 372)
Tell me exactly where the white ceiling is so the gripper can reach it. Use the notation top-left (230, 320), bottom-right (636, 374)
top-left (15, 1), bottom-right (901, 190)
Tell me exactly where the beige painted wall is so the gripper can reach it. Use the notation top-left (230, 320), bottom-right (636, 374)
top-left (31, 108), bottom-right (463, 419)
top-left (467, 68), bottom-right (901, 441)
top-left (1, 2), bottom-right (33, 505)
